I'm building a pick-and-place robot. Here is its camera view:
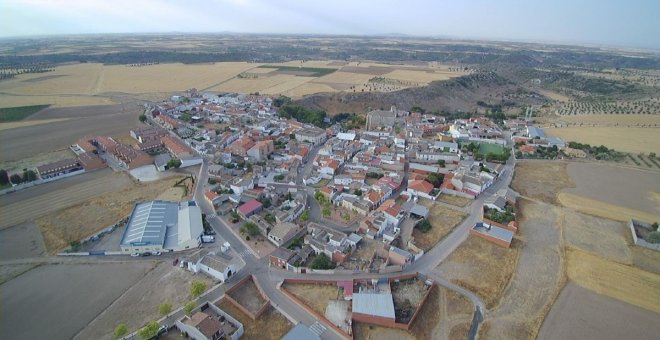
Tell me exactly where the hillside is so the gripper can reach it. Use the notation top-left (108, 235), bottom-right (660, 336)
top-left (295, 72), bottom-right (547, 115)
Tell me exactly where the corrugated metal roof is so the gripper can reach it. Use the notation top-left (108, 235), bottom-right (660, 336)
top-left (120, 201), bottom-right (178, 247)
top-left (352, 293), bottom-right (395, 319)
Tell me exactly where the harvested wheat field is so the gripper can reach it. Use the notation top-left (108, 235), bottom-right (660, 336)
top-left (0, 118), bottom-right (71, 131)
top-left (383, 69), bottom-right (454, 83)
top-left (0, 94), bottom-right (115, 108)
top-left (352, 285), bottom-right (473, 340)
top-left (284, 282), bottom-right (340, 316)
top-left (545, 127), bottom-right (660, 153)
top-left (217, 300), bottom-right (292, 340)
top-left (555, 114), bottom-right (660, 126)
top-left (557, 193), bottom-right (660, 223)
top-left (561, 208), bottom-right (631, 264)
top-left (36, 175), bottom-right (187, 253)
top-left (435, 236), bottom-right (520, 309)
top-left (413, 201), bottom-right (467, 251)
top-left (511, 161), bottom-right (574, 204)
top-left (566, 248), bottom-right (660, 314)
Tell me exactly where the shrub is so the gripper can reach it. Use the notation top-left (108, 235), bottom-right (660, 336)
top-left (190, 280), bottom-right (207, 298)
top-left (159, 303), bottom-right (172, 316)
top-left (184, 301), bottom-right (196, 316)
top-left (416, 219), bottom-right (432, 233)
top-left (240, 222), bottom-right (260, 236)
top-left (114, 324), bottom-right (128, 339)
top-left (137, 321), bottom-right (159, 340)
top-left (310, 253), bottom-right (335, 270)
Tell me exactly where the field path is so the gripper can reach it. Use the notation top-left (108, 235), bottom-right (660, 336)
top-left (480, 199), bottom-right (566, 339)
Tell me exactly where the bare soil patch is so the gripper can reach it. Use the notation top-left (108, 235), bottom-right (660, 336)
top-left (413, 201), bottom-right (467, 251)
top-left (562, 209), bottom-right (631, 264)
top-left (631, 246), bottom-right (660, 275)
top-left (566, 248), bottom-right (660, 314)
top-left (227, 278), bottom-right (267, 314)
top-left (0, 263), bottom-right (39, 285)
top-left (0, 147), bottom-right (75, 173)
top-left (436, 194), bottom-right (472, 207)
top-left (511, 160), bottom-right (574, 204)
top-left (74, 262), bottom-right (213, 340)
top-left (0, 262), bottom-right (153, 340)
top-left (217, 300), bottom-right (292, 340)
top-left (36, 174), bottom-right (186, 253)
top-left (436, 236), bottom-right (519, 309)
top-left (538, 282), bottom-right (660, 340)
top-left (0, 222), bottom-right (46, 260)
top-left (482, 200), bottom-right (565, 340)
top-left (563, 162), bottom-right (660, 216)
top-left (557, 192), bottom-right (660, 223)
top-left (284, 282), bottom-right (340, 316)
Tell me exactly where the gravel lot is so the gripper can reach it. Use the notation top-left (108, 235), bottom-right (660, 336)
top-left (0, 262), bottom-right (153, 340)
top-left (538, 282), bottom-right (660, 340)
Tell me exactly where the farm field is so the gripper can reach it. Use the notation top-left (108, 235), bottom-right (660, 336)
top-left (413, 201), bottom-right (467, 251)
top-left (511, 160), bottom-right (574, 204)
top-left (74, 262), bottom-right (213, 340)
top-left (0, 104), bottom-right (50, 122)
top-left (478, 200), bottom-right (565, 340)
top-left (0, 104), bottom-right (143, 162)
top-left (0, 168), bottom-right (133, 230)
top-left (566, 248), bottom-right (660, 314)
top-left (544, 127), bottom-right (660, 153)
top-left (553, 113), bottom-right (660, 126)
top-left (36, 174), bottom-right (186, 253)
top-left (557, 192), bottom-right (660, 223)
top-left (217, 300), bottom-right (293, 340)
top-left (562, 162), bottom-right (660, 217)
top-left (0, 262), bottom-right (153, 340)
top-left (0, 222), bottom-right (47, 260)
top-left (538, 283), bottom-right (660, 340)
top-left (561, 209), bottom-right (631, 264)
top-left (0, 148), bottom-right (76, 174)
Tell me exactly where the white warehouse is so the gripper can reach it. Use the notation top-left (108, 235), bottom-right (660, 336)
top-left (120, 200), bottom-right (204, 254)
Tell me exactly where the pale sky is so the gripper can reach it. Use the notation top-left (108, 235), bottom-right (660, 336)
top-left (2, 0), bottom-right (659, 49)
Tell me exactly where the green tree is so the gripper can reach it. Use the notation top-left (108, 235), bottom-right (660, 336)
top-left (184, 301), bottom-right (196, 316)
top-left (289, 133), bottom-right (296, 140)
top-left (0, 169), bottom-right (9, 186)
top-left (647, 231), bottom-right (660, 244)
top-left (114, 323), bottom-right (128, 339)
top-left (261, 198), bottom-right (271, 208)
top-left (310, 253), bottom-right (335, 270)
top-left (190, 280), bottom-right (207, 298)
top-left (415, 219), bottom-right (432, 233)
top-left (167, 159), bottom-right (182, 169)
top-left (159, 303), bottom-right (172, 316)
top-left (230, 211), bottom-right (240, 222)
top-left (322, 206), bottom-right (331, 218)
top-left (274, 174), bottom-right (285, 181)
top-left (9, 173), bottom-right (22, 184)
top-left (426, 174), bottom-right (444, 188)
top-left (652, 222), bottom-right (659, 231)
top-left (264, 213), bottom-right (276, 224)
top-left (300, 210), bottom-right (310, 222)
top-left (137, 321), bottom-right (159, 340)
top-left (353, 189), bottom-right (363, 196)
top-left (23, 169), bottom-right (37, 182)
top-left (139, 114), bottom-right (147, 123)
top-left (240, 222), bottom-right (260, 236)
top-left (436, 159), bottom-right (446, 167)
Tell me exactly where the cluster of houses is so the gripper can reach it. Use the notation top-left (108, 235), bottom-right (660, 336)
top-left (469, 188), bottom-right (519, 248)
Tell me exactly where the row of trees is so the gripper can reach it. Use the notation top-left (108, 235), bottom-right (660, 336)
top-left (0, 169), bottom-right (38, 187)
top-left (278, 104), bottom-right (328, 128)
top-left (114, 280), bottom-right (208, 339)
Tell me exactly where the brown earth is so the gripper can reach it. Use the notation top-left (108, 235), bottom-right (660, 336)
top-left (227, 278), bottom-right (267, 314)
top-left (511, 160), bottom-right (574, 204)
top-left (217, 300), bottom-right (292, 340)
top-left (284, 282), bottom-right (340, 316)
top-left (436, 194), bottom-right (472, 207)
top-left (413, 201), bottom-right (467, 251)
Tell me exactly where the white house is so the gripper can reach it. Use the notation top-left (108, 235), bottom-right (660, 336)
top-left (187, 252), bottom-right (237, 283)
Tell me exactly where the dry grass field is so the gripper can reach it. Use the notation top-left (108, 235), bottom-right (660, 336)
top-left (383, 69), bottom-right (454, 83)
top-left (566, 248), bottom-right (660, 314)
top-left (563, 162), bottom-right (660, 216)
top-left (217, 301), bottom-right (292, 340)
top-left (554, 114), bottom-right (660, 126)
top-left (413, 201), bottom-right (467, 251)
top-left (0, 118), bottom-right (71, 131)
top-left (561, 209), bottom-right (631, 264)
top-left (511, 161), bottom-right (574, 204)
top-left (0, 169), bottom-right (133, 229)
top-left (0, 94), bottom-right (115, 108)
top-left (557, 192), bottom-right (660, 223)
top-left (545, 127), bottom-right (660, 153)
top-left (284, 282), bottom-right (340, 316)
top-left (36, 175), bottom-right (186, 253)
top-left (436, 194), bottom-right (472, 207)
top-left (436, 236), bottom-right (520, 309)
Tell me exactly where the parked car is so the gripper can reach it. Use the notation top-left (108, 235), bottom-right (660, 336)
top-left (157, 324), bottom-right (168, 336)
top-left (130, 252), bottom-right (140, 257)
top-left (140, 252), bottom-right (151, 257)
top-left (172, 258), bottom-right (179, 266)
top-left (151, 251), bottom-right (161, 256)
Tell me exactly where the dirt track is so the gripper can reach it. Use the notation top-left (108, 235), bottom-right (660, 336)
top-left (0, 168), bottom-right (133, 229)
top-left (538, 282), bottom-right (660, 340)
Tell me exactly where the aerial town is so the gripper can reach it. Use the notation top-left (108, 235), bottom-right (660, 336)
top-left (2, 3), bottom-right (660, 340)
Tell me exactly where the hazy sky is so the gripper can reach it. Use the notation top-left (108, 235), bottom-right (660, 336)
top-left (2, 0), bottom-right (659, 49)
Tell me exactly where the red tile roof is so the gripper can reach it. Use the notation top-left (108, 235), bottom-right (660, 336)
top-left (238, 199), bottom-right (263, 215)
top-left (409, 180), bottom-right (434, 194)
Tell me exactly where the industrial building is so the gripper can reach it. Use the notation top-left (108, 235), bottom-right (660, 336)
top-left (120, 200), bottom-right (204, 254)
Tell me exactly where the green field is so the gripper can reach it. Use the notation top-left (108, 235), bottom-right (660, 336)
top-left (0, 105), bottom-right (50, 122)
top-left (259, 65), bottom-right (337, 77)
top-left (479, 143), bottom-right (506, 155)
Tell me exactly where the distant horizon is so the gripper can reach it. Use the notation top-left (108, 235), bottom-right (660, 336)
top-left (2, 0), bottom-right (659, 50)
top-left (2, 30), bottom-right (659, 54)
